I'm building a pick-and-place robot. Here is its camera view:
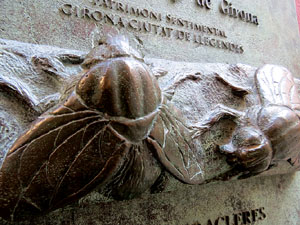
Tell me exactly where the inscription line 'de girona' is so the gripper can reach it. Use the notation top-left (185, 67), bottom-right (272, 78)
top-left (58, 0), bottom-right (249, 54)
top-left (196, 0), bottom-right (259, 25)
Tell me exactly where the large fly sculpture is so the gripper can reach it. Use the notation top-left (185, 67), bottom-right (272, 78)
top-left (0, 37), bottom-right (203, 221)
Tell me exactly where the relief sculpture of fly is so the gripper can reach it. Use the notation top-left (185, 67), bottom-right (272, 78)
top-left (1, 36), bottom-right (300, 222)
top-left (0, 37), bottom-right (203, 221)
top-left (191, 64), bottom-right (300, 177)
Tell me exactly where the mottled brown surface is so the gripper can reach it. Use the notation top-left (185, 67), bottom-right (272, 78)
top-left (1, 39), bottom-right (300, 223)
top-left (1, 172), bottom-right (300, 225)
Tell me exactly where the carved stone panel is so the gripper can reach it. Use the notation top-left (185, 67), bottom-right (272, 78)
top-left (0, 0), bottom-right (299, 75)
top-left (1, 37), bottom-right (300, 223)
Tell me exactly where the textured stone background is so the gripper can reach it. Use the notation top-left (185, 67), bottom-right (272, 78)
top-left (296, 0), bottom-right (300, 32)
top-left (0, 0), bottom-right (299, 75)
top-left (1, 173), bottom-right (300, 225)
top-left (1, 0), bottom-right (300, 224)
top-left (0, 39), bottom-right (300, 225)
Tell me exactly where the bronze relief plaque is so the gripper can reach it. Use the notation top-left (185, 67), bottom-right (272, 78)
top-left (0, 0), bottom-right (300, 224)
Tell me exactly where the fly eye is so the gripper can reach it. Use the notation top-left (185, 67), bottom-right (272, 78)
top-left (233, 134), bottom-right (262, 148)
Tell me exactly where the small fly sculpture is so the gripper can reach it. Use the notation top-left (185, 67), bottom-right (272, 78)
top-left (191, 64), bottom-right (300, 177)
top-left (0, 37), bottom-right (300, 221)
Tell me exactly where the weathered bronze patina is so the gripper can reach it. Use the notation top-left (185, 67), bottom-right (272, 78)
top-left (0, 37), bottom-right (202, 221)
top-left (192, 65), bottom-right (300, 177)
top-left (0, 37), bottom-right (300, 222)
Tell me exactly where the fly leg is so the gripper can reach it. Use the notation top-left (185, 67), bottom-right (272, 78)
top-left (190, 104), bottom-right (244, 139)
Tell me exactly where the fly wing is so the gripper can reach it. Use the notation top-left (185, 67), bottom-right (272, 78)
top-left (255, 65), bottom-right (300, 116)
top-left (0, 93), bottom-right (129, 221)
top-left (147, 101), bottom-right (203, 185)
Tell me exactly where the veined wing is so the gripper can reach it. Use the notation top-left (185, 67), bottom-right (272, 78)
top-left (147, 101), bottom-right (203, 185)
top-left (0, 93), bottom-right (130, 221)
top-left (255, 65), bottom-right (300, 115)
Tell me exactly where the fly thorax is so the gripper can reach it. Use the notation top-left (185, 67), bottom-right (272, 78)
top-left (76, 56), bottom-right (162, 143)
